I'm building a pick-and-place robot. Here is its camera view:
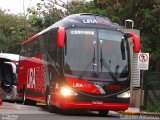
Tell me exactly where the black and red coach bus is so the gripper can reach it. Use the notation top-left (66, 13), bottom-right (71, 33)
top-left (17, 13), bottom-right (140, 116)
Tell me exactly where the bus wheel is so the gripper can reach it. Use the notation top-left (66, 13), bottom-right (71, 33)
top-left (46, 88), bottom-right (57, 113)
top-left (22, 88), bottom-right (29, 105)
top-left (98, 110), bottom-right (109, 117)
top-left (22, 88), bottom-right (36, 105)
top-left (22, 88), bottom-right (28, 105)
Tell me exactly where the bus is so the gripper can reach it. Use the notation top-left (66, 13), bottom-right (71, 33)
top-left (0, 53), bottom-right (19, 101)
top-left (17, 13), bottom-right (140, 116)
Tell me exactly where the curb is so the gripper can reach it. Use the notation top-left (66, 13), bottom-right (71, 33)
top-left (117, 111), bottom-right (138, 115)
top-left (36, 102), bottom-right (46, 106)
top-left (137, 112), bottom-right (160, 116)
top-left (118, 111), bottom-right (160, 116)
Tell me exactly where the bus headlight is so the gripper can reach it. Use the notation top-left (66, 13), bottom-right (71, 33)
top-left (117, 90), bottom-right (130, 98)
top-left (61, 87), bottom-right (78, 96)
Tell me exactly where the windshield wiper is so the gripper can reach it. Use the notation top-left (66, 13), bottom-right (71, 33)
top-left (78, 41), bottom-right (97, 79)
top-left (99, 40), bottom-right (118, 83)
top-left (121, 37), bottom-right (126, 60)
top-left (92, 41), bottom-right (96, 71)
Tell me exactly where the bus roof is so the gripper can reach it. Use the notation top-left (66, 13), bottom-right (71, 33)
top-left (0, 53), bottom-right (19, 61)
top-left (21, 13), bottom-right (122, 45)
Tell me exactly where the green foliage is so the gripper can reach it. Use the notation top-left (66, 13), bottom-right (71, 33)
top-left (0, 10), bottom-right (38, 53)
top-left (27, 0), bottom-right (64, 27)
top-left (28, 15), bottom-right (43, 28)
top-left (143, 103), bottom-right (160, 112)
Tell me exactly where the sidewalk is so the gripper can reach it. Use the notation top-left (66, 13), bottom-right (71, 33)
top-left (118, 107), bottom-right (160, 116)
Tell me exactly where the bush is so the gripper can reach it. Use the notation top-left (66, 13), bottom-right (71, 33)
top-left (143, 103), bottom-right (160, 112)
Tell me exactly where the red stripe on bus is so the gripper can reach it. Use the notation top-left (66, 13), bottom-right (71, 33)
top-left (22, 35), bottom-right (38, 45)
top-left (66, 77), bottom-right (101, 94)
top-left (51, 97), bottom-right (128, 110)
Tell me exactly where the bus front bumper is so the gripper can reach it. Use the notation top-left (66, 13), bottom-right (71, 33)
top-left (52, 98), bottom-right (129, 111)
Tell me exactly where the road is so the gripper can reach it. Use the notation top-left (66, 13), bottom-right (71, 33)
top-left (0, 102), bottom-right (140, 120)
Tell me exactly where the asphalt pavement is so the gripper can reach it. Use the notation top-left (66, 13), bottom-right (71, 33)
top-left (0, 102), bottom-right (160, 120)
top-left (0, 102), bottom-right (120, 120)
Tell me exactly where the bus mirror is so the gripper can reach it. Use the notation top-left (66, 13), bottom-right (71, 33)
top-left (57, 27), bottom-right (65, 48)
top-left (127, 32), bottom-right (140, 53)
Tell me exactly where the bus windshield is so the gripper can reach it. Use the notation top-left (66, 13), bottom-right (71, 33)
top-left (64, 28), bottom-right (129, 81)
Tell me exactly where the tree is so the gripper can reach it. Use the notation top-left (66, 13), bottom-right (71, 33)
top-left (0, 10), bottom-right (38, 53)
top-left (2, 0), bottom-right (158, 71)
top-left (27, 0), bottom-right (65, 28)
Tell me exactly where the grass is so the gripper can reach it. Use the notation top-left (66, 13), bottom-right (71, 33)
top-left (142, 103), bottom-right (160, 112)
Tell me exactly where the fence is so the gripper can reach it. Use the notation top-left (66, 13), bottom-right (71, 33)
top-left (143, 72), bottom-right (160, 106)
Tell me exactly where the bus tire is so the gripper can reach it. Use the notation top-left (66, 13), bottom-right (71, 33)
top-left (45, 87), bottom-right (57, 113)
top-left (22, 88), bottom-right (36, 105)
top-left (98, 110), bottom-right (109, 117)
top-left (22, 88), bottom-right (28, 105)
top-left (22, 87), bottom-right (31, 105)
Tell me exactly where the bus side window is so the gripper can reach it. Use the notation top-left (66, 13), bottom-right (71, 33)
top-left (56, 48), bottom-right (62, 66)
top-left (47, 28), bottom-right (58, 62)
top-left (24, 44), bottom-right (28, 57)
top-left (32, 38), bottom-right (40, 56)
top-left (21, 42), bottom-right (31, 58)
top-left (26, 43), bottom-right (31, 57)
top-left (46, 28), bottom-right (59, 82)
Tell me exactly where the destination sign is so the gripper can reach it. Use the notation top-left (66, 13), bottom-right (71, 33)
top-left (70, 30), bottom-right (95, 35)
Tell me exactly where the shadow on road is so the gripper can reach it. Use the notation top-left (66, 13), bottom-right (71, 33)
top-left (38, 104), bottom-right (120, 118)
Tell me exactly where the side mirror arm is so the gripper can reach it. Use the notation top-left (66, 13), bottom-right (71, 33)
top-left (126, 32), bottom-right (140, 53)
